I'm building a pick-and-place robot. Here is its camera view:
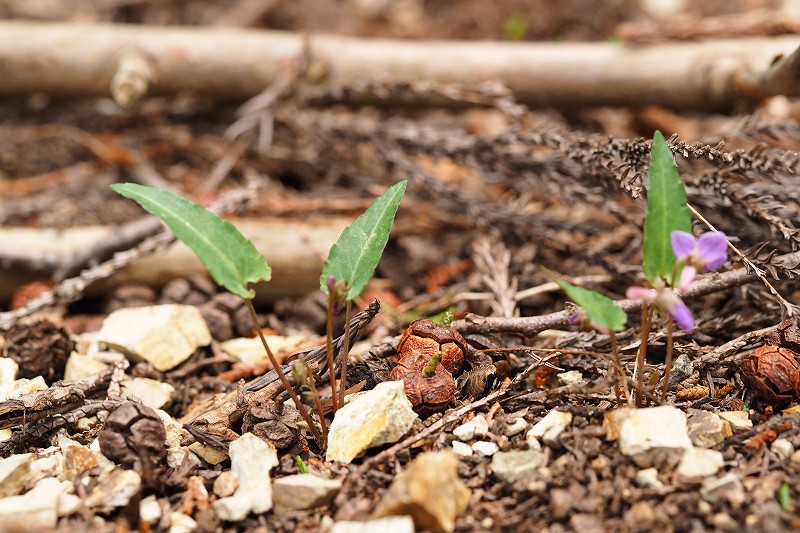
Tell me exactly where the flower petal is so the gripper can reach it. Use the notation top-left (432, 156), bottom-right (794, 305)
top-left (568, 311), bottom-right (580, 326)
top-left (669, 301), bottom-right (694, 332)
top-left (678, 265), bottom-right (697, 292)
top-left (697, 232), bottom-right (728, 271)
top-left (626, 286), bottom-right (657, 302)
top-left (671, 231), bottom-right (697, 259)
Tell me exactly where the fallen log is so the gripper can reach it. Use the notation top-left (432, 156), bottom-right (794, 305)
top-left (0, 21), bottom-right (798, 110)
top-left (0, 216), bottom-right (350, 303)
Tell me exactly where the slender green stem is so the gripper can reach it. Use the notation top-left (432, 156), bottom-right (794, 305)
top-left (661, 318), bottom-right (674, 404)
top-left (337, 300), bottom-right (353, 410)
top-left (635, 303), bottom-right (653, 407)
top-left (325, 299), bottom-right (339, 415)
top-left (423, 352), bottom-right (441, 378)
top-left (246, 299), bottom-right (324, 446)
top-left (609, 330), bottom-right (630, 406)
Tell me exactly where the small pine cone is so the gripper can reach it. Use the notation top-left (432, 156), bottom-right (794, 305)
top-left (3, 319), bottom-right (73, 384)
top-left (98, 402), bottom-right (166, 485)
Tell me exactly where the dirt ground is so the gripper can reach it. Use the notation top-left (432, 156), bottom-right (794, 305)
top-left (2, 1), bottom-right (800, 532)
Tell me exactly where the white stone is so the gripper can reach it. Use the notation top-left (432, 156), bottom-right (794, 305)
top-left (84, 469), bottom-right (142, 512)
top-left (618, 406), bottom-right (693, 467)
top-left (771, 438), bottom-right (794, 460)
top-left (452, 420), bottom-right (476, 441)
top-left (718, 411), bottom-right (752, 432)
top-left (0, 357), bottom-right (19, 385)
top-left (472, 415), bottom-right (489, 437)
top-left (58, 492), bottom-right (81, 517)
top-left (331, 516), bottom-right (415, 533)
top-left (122, 377), bottom-right (175, 409)
top-left (220, 335), bottom-right (305, 364)
top-left (63, 352), bottom-right (109, 381)
top-left (676, 448), bottom-right (724, 479)
top-left (471, 441), bottom-right (499, 456)
top-left (527, 410), bottom-right (573, 447)
top-left (635, 468), bottom-right (664, 488)
top-left (170, 511), bottom-right (198, 533)
top-left (156, 409), bottom-right (186, 448)
top-left (491, 448), bottom-right (543, 483)
top-left (701, 473), bottom-right (745, 504)
top-left (30, 452), bottom-right (63, 486)
top-left (0, 376), bottom-right (47, 402)
top-left (212, 433), bottom-right (278, 521)
top-left (98, 304), bottom-right (212, 372)
top-left (557, 370), bottom-right (583, 385)
top-left (0, 477), bottom-right (61, 530)
top-left (0, 453), bottom-right (32, 498)
top-left (451, 441), bottom-right (473, 457)
top-left (503, 417), bottom-right (528, 437)
top-left (213, 471), bottom-right (239, 498)
top-left (326, 381), bottom-right (418, 463)
top-left (167, 447), bottom-right (202, 469)
top-left (140, 495), bottom-right (162, 524)
top-left (792, 450), bottom-right (800, 464)
top-left (272, 474), bottom-right (342, 514)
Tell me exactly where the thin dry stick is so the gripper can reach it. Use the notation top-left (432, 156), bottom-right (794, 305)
top-left (688, 203), bottom-right (798, 317)
top-left (451, 249), bottom-right (800, 337)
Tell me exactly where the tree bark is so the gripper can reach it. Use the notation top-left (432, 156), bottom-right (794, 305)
top-left (0, 21), bottom-right (798, 110)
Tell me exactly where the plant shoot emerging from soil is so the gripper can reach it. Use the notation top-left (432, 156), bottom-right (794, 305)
top-left (111, 180), bottom-right (407, 450)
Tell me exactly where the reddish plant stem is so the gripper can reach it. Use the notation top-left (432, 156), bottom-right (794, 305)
top-left (662, 318), bottom-right (675, 403)
top-left (325, 300), bottom-right (339, 415)
top-left (635, 303), bottom-right (654, 407)
top-left (337, 299), bottom-right (353, 410)
top-left (246, 299), bottom-right (324, 446)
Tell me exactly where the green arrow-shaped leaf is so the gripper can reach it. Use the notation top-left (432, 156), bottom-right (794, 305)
top-left (642, 131), bottom-right (692, 287)
top-left (321, 180), bottom-right (407, 300)
top-left (554, 278), bottom-right (627, 332)
top-left (110, 183), bottom-right (271, 299)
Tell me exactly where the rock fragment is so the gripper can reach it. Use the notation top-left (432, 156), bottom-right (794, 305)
top-left (0, 477), bottom-right (61, 531)
top-left (0, 453), bottom-right (32, 497)
top-left (527, 409), bottom-right (572, 447)
top-left (451, 441), bottom-right (473, 457)
top-left (503, 417), bottom-right (528, 437)
top-left (771, 438), bottom-right (794, 460)
top-left (687, 409), bottom-right (728, 448)
top-left (121, 377), bottom-right (175, 409)
top-left (701, 473), bottom-right (745, 504)
top-left (718, 410), bottom-right (752, 432)
top-left (452, 420), bottom-right (476, 441)
top-left (676, 448), bottom-right (724, 479)
top-left (372, 451), bottom-right (470, 533)
top-left (98, 304), bottom-right (211, 371)
top-left (212, 433), bottom-right (278, 521)
top-left (84, 468), bottom-right (142, 512)
top-left (326, 381), bottom-right (417, 463)
top-left (617, 406), bottom-right (693, 467)
top-left (332, 516), bottom-right (415, 533)
top-left (635, 468), bottom-right (664, 488)
top-left (471, 441), bottom-right (499, 456)
top-left (272, 474), bottom-right (342, 514)
top-left (491, 448), bottom-right (543, 483)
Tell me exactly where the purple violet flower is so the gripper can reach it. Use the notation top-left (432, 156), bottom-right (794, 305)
top-left (626, 285), bottom-right (694, 332)
top-left (670, 231), bottom-right (728, 291)
top-left (567, 307), bottom-right (609, 334)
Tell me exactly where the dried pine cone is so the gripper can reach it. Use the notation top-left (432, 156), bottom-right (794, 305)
top-left (99, 402), bottom-right (166, 487)
top-left (3, 319), bottom-right (73, 384)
